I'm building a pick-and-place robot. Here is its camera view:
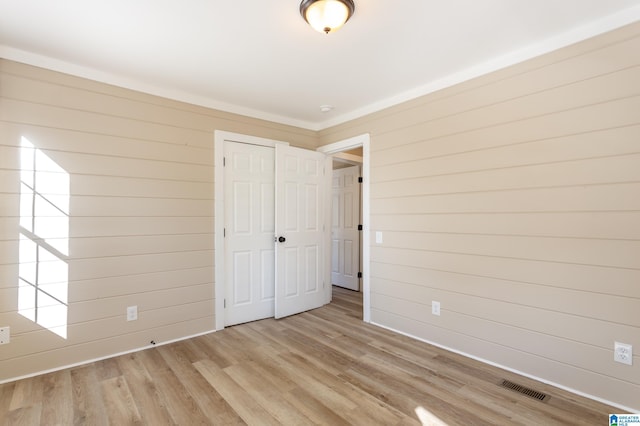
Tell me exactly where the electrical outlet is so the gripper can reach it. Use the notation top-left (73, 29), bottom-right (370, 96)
top-left (127, 306), bottom-right (138, 322)
top-left (614, 342), bottom-right (632, 365)
top-left (0, 327), bottom-right (9, 344)
top-left (432, 301), bottom-right (441, 316)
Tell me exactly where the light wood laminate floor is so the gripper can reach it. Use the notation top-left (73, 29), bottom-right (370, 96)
top-left (0, 287), bottom-right (622, 425)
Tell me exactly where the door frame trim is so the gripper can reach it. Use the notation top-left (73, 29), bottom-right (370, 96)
top-left (214, 131), bottom-right (288, 330)
top-left (317, 133), bottom-right (371, 323)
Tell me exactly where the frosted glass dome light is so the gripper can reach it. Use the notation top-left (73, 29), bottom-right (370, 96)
top-left (300, 0), bottom-right (355, 34)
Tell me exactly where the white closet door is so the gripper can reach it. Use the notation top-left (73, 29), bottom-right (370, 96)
top-left (224, 142), bottom-right (275, 326)
top-left (274, 144), bottom-right (329, 319)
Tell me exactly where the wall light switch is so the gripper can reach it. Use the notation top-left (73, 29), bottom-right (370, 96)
top-left (432, 301), bottom-right (441, 316)
top-left (127, 306), bottom-right (138, 321)
top-left (375, 231), bottom-right (383, 244)
top-left (0, 326), bottom-right (10, 344)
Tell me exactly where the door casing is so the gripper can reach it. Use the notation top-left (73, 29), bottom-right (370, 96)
top-left (317, 134), bottom-right (371, 323)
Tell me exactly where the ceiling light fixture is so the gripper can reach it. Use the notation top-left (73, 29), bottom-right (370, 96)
top-left (300, 0), bottom-right (355, 34)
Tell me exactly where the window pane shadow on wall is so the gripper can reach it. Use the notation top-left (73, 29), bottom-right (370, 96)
top-left (18, 136), bottom-right (69, 339)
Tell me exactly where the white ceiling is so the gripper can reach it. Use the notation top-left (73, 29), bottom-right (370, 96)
top-left (1, 1), bottom-right (640, 130)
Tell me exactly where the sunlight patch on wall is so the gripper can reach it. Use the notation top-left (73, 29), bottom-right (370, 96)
top-left (18, 136), bottom-right (70, 339)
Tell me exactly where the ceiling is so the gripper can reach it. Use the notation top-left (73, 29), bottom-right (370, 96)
top-left (1, 1), bottom-right (640, 130)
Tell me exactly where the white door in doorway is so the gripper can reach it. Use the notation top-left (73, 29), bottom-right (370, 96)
top-left (274, 144), bottom-right (331, 319)
top-left (224, 142), bottom-right (275, 326)
top-left (331, 165), bottom-right (360, 291)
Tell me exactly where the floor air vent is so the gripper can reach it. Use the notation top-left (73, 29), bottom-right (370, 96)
top-left (499, 379), bottom-right (548, 402)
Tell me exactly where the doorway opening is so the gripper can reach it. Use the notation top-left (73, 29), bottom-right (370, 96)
top-left (317, 134), bottom-right (371, 323)
top-left (330, 151), bottom-right (362, 291)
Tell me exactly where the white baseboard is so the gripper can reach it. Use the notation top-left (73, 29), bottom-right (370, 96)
top-left (370, 320), bottom-right (638, 413)
top-left (0, 328), bottom-right (217, 385)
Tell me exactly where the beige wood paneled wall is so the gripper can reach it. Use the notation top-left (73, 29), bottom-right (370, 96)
top-left (0, 59), bottom-right (318, 381)
top-left (319, 22), bottom-right (640, 410)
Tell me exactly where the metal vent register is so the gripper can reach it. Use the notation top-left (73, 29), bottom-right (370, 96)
top-left (499, 379), bottom-right (549, 402)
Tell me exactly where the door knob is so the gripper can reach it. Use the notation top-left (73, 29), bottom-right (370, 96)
top-left (278, 236), bottom-right (286, 243)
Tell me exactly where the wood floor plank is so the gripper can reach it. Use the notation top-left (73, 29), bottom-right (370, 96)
top-left (93, 358), bottom-right (122, 382)
top-left (0, 382), bottom-right (16, 425)
top-left (194, 359), bottom-right (278, 426)
top-left (157, 344), bottom-right (245, 424)
top-left (274, 351), bottom-right (408, 425)
top-left (0, 286), bottom-right (627, 425)
top-left (100, 376), bottom-right (142, 425)
top-left (40, 370), bottom-right (74, 425)
top-left (187, 335), bottom-right (236, 370)
top-left (70, 365), bottom-right (109, 426)
top-left (264, 350), bottom-right (360, 414)
top-left (134, 349), bottom-right (211, 425)
top-left (222, 361), bottom-right (315, 425)
top-left (3, 404), bottom-right (42, 426)
top-left (8, 374), bottom-right (43, 412)
top-left (282, 386), bottom-right (353, 426)
top-left (115, 353), bottom-right (175, 426)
